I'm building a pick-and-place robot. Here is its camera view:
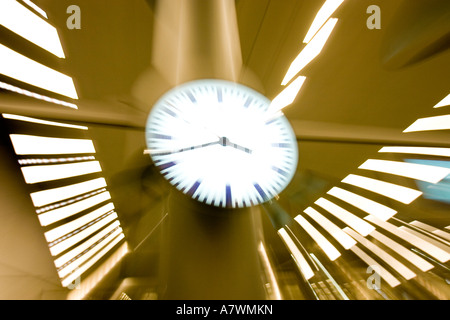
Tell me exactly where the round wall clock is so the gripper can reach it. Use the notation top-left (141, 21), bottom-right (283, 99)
top-left (145, 79), bottom-right (298, 208)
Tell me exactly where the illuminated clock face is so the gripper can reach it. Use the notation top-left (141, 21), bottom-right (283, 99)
top-left (145, 79), bottom-right (298, 208)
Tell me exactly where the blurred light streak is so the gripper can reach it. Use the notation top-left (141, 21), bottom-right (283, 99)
top-left (58, 228), bottom-right (123, 278)
top-left (0, 44), bottom-right (77, 98)
top-left (350, 245), bottom-right (401, 288)
top-left (303, 0), bottom-right (345, 43)
top-left (433, 93), bottom-right (450, 108)
top-left (342, 174), bottom-right (422, 204)
top-left (378, 146), bottom-right (450, 157)
top-left (258, 242), bottom-right (282, 300)
top-left (344, 227), bottom-right (416, 280)
top-left (10, 134), bottom-right (95, 155)
top-left (20, 161), bottom-right (102, 184)
top-left (364, 215), bottom-right (450, 263)
top-left (309, 253), bottom-right (349, 300)
top-left (359, 159), bottom-right (450, 184)
top-left (0, 82), bottom-right (78, 108)
top-left (45, 203), bottom-right (114, 243)
top-left (0, 0), bottom-right (64, 57)
top-left (399, 226), bottom-right (450, 254)
top-left (282, 18), bottom-right (338, 85)
top-left (403, 114), bottom-right (450, 132)
top-left (22, 0), bottom-right (48, 18)
top-left (67, 242), bottom-right (128, 299)
top-left (48, 211), bottom-right (117, 256)
top-left (327, 186), bottom-right (396, 221)
top-left (3, 114), bottom-right (86, 129)
top-left (269, 75), bottom-right (306, 113)
top-left (54, 220), bottom-right (121, 268)
top-left (30, 177), bottom-right (107, 207)
top-left (38, 191), bottom-right (111, 226)
top-left (277, 228), bottom-right (315, 280)
top-left (303, 207), bottom-right (356, 249)
top-left (314, 197), bottom-right (375, 236)
top-left (61, 233), bottom-right (125, 288)
top-left (369, 230), bottom-right (434, 272)
top-left (294, 215), bottom-right (341, 261)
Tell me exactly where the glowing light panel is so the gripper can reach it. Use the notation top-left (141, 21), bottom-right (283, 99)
top-left (404, 114), bottom-right (450, 132)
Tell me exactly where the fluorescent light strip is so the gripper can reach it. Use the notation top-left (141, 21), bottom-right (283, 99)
top-left (258, 242), bottom-right (282, 300)
top-left (309, 253), bottom-right (349, 300)
top-left (404, 114), bottom-right (450, 132)
top-left (344, 227), bottom-right (416, 280)
top-left (36, 189), bottom-right (106, 214)
top-left (398, 226), bottom-right (450, 254)
top-left (433, 230), bottom-right (450, 242)
top-left (269, 76), bottom-right (306, 113)
top-left (49, 212), bottom-right (118, 256)
top-left (45, 202), bottom-right (114, 243)
top-left (66, 242), bottom-right (128, 299)
top-left (359, 159), bottom-right (450, 184)
top-left (277, 228), bottom-right (315, 280)
top-left (22, 0), bottom-right (48, 19)
top-left (433, 93), bottom-right (450, 108)
top-left (61, 233), bottom-right (125, 288)
top-left (21, 160), bottom-right (101, 184)
top-left (54, 220), bottom-right (121, 268)
top-left (379, 146), bottom-right (450, 157)
top-left (303, 207), bottom-right (356, 250)
top-left (369, 230), bottom-right (434, 272)
top-left (294, 215), bottom-right (341, 261)
top-left (19, 156), bottom-right (95, 165)
top-left (0, 82), bottom-right (77, 109)
top-left (0, 44), bottom-right (77, 99)
top-left (0, 0), bottom-right (63, 57)
top-left (282, 18), bottom-right (338, 85)
top-left (364, 215), bottom-right (450, 263)
top-left (342, 174), bottom-right (422, 204)
top-left (349, 245), bottom-right (401, 288)
top-left (314, 198), bottom-right (375, 236)
top-left (58, 228), bottom-right (123, 278)
top-left (38, 191), bottom-right (111, 226)
top-left (410, 220), bottom-right (439, 233)
top-left (30, 178), bottom-right (107, 207)
top-left (3, 114), bottom-right (86, 130)
top-left (327, 187), bottom-right (396, 221)
top-left (303, 0), bottom-right (345, 43)
top-left (10, 134), bottom-right (94, 155)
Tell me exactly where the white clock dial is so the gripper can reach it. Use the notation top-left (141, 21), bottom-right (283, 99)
top-left (145, 79), bottom-right (298, 208)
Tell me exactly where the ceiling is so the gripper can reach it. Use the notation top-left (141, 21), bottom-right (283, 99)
top-left (0, 0), bottom-right (449, 300)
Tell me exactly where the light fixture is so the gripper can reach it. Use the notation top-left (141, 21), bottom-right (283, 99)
top-left (433, 93), bottom-right (450, 108)
top-left (22, 0), bottom-right (48, 19)
top-left (364, 215), bottom-right (450, 263)
top-left (281, 18), bottom-right (338, 85)
top-left (358, 159), bottom-right (450, 184)
top-left (303, 0), bottom-right (345, 43)
top-left (369, 229), bottom-right (434, 272)
top-left (10, 134), bottom-right (95, 155)
top-left (20, 161), bottom-right (102, 184)
top-left (378, 146), bottom-right (450, 157)
top-left (0, 44), bottom-right (78, 99)
top-left (277, 228), bottom-right (315, 280)
top-left (344, 227), bottom-right (416, 280)
top-left (0, 0), bottom-right (64, 57)
top-left (403, 114), bottom-right (450, 132)
top-left (327, 186), bottom-right (396, 221)
top-left (294, 215), bottom-right (341, 261)
top-left (314, 197), bottom-right (375, 236)
top-left (3, 114), bottom-right (86, 129)
top-left (341, 174), bottom-right (422, 204)
top-left (303, 207), bottom-right (356, 250)
top-left (269, 76), bottom-right (306, 113)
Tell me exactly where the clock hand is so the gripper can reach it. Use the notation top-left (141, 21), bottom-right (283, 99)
top-left (221, 137), bottom-right (252, 154)
top-left (148, 138), bottom-right (221, 156)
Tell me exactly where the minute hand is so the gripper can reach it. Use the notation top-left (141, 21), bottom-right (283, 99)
top-left (149, 139), bottom-right (221, 156)
top-left (222, 137), bottom-right (252, 154)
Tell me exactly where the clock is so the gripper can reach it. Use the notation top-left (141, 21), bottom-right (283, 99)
top-left (145, 79), bottom-right (298, 208)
